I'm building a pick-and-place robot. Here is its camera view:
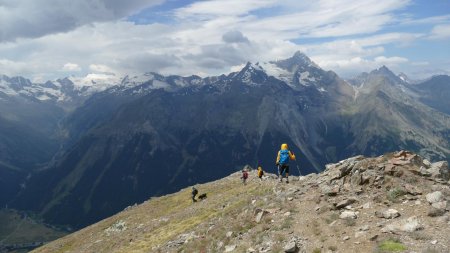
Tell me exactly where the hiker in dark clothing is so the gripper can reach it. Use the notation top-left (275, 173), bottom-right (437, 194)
top-left (241, 170), bottom-right (249, 185)
top-left (191, 186), bottom-right (198, 202)
top-left (276, 143), bottom-right (296, 183)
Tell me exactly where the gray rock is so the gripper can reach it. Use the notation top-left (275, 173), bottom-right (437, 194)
top-left (242, 165), bottom-right (254, 171)
top-left (226, 231), bottom-right (233, 237)
top-left (104, 220), bottom-right (127, 236)
top-left (428, 207), bottom-right (445, 217)
top-left (404, 184), bottom-right (422, 195)
top-left (363, 202), bottom-right (372, 209)
top-left (336, 198), bottom-right (357, 209)
top-left (351, 170), bottom-right (362, 186)
top-left (419, 166), bottom-right (432, 177)
top-left (225, 244), bottom-right (237, 252)
top-left (343, 236), bottom-right (350, 241)
top-left (340, 211), bottom-right (358, 219)
top-left (255, 210), bottom-right (269, 223)
top-left (283, 241), bottom-right (297, 253)
top-left (426, 191), bottom-right (444, 204)
top-left (423, 159), bottom-right (432, 167)
top-left (381, 216), bottom-right (423, 233)
top-left (321, 184), bottom-right (340, 196)
top-left (325, 163), bottom-right (338, 171)
top-left (432, 201), bottom-right (448, 210)
top-left (429, 161), bottom-right (450, 180)
top-left (375, 209), bottom-right (400, 219)
top-left (247, 247), bottom-right (256, 253)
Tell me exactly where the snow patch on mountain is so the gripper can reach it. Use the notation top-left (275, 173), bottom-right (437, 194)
top-left (0, 79), bottom-right (18, 96)
top-left (259, 61), bottom-right (291, 84)
top-left (120, 73), bottom-right (155, 88)
top-left (299, 71), bottom-right (317, 85)
top-left (69, 73), bottom-right (121, 92)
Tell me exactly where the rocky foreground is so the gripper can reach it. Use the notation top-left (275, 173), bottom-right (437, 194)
top-left (32, 151), bottom-right (450, 253)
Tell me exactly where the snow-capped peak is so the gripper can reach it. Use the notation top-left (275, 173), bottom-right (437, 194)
top-left (260, 51), bottom-right (326, 89)
top-left (68, 73), bottom-right (121, 91)
top-left (234, 62), bottom-right (268, 86)
top-left (120, 73), bottom-right (156, 88)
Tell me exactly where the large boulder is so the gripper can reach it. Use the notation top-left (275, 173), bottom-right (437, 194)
top-left (375, 209), bottom-right (400, 219)
top-left (429, 161), bottom-right (449, 181)
top-left (283, 241), bottom-right (297, 253)
top-left (340, 211), bottom-right (358, 219)
top-left (336, 198), bottom-right (358, 209)
top-left (426, 191), bottom-right (444, 204)
top-left (381, 216), bottom-right (423, 233)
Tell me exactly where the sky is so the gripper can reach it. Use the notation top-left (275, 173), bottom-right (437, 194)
top-left (0, 0), bottom-right (450, 82)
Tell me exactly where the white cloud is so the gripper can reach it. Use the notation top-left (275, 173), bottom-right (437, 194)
top-left (62, 63), bottom-right (81, 71)
top-left (0, 0), bottom-right (447, 81)
top-left (401, 14), bottom-right (450, 25)
top-left (429, 24), bottom-right (450, 39)
top-left (89, 64), bottom-right (114, 74)
top-left (222, 31), bottom-right (249, 44)
top-left (241, 0), bottom-right (411, 40)
top-left (374, 56), bottom-right (408, 64)
top-left (0, 0), bottom-right (164, 41)
top-left (175, 0), bottom-right (278, 18)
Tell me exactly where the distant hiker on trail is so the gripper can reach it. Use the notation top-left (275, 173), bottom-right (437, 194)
top-left (241, 169), bottom-right (249, 184)
top-left (198, 193), bottom-right (207, 200)
top-left (276, 143), bottom-right (296, 183)
top-left (257, 165), bottom-right (264, 180)
top-left (191, 186), bottom-right (198, 202)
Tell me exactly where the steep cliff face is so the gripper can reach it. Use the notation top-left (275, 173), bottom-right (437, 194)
top-left (32, 151), bottom-right (450, 253)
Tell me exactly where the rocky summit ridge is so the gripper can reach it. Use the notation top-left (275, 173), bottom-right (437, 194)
top-left (31, 151), bottom-right (450, 253)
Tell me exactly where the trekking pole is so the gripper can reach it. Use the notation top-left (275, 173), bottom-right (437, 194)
top-left (295, 160), bottom-right (302, 180)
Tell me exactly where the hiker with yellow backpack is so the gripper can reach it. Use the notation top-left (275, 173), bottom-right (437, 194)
top-left (276, 143), bottom-right (296, 183)
top-left (257, 165), bottom-right (264, 180)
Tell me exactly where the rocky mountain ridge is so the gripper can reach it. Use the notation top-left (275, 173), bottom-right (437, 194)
top-left (30, 151), bottom-right (450, 253)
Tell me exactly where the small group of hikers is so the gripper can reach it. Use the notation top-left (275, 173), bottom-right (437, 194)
top-left (192, 143), bottom-right (297, 202)
top-left (191, 186), bottom-right (207, 202)
top-left (242, 143), bottom-right (296, 184)
top-left (241, 164), bottom-right (265, 184)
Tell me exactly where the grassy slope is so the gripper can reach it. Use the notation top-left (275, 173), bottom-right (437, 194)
top-left (31, 156), bottom-right (450, 253)
top-left (32, 172), bottom-right (274, 253)
top-left (0, 209), bottom-right (67, 245)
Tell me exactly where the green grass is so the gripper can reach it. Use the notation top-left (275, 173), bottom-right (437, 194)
top-left (0, 209), bottom-right (66, 245)
top-left (377, 239), bottom-right (407, 252)
top-left (387, 187), bottom-right (406, 203)
top-left (126, 176), bottom-right (273, 252)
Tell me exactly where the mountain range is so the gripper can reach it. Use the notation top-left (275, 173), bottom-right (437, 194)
top-left (0, 51), bottom-right (449, 230)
